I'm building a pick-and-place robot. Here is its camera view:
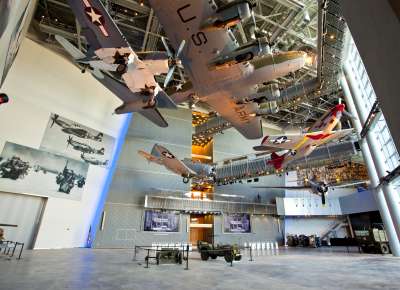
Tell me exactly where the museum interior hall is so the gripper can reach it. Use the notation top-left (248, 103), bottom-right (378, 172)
top-left (0, 1), bottom-right (400, 290)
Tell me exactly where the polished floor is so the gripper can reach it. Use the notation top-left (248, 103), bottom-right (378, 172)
top-left (0, 247), bottom-right (399, 290)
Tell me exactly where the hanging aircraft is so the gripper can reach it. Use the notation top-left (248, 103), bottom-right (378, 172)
top-left (66, 136), bottom-right (104, 155)
top-left (253, 178), bottom-right (369, 205)
top-left (138, 144), bottom-right (215, 183)
top-left (253, 103), bottom-right (354, 170)
top-left (148, 0), bottom-right (307, 139)
top-left (56, 0), bottom-right (178, 128)
top-left (50, 114), bottom-right (103, 141)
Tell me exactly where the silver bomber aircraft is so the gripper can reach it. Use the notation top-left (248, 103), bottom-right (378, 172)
top-left (149, 0), bottom-right (307, 139)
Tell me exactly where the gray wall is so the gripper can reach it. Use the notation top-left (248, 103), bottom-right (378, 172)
top-left (94, 108), bottom-right (193, 248)
top-left (339, 190), bottom-right (378, 215)
top-left (94, 203), bottom-right (189, 248)
top-left (214, 215), bottom-right (283, 246)
top-left (213, 127), bottom-right (286, 203)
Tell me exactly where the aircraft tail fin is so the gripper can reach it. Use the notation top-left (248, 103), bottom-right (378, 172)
top-left (268, 152), bottom-right (285, 170)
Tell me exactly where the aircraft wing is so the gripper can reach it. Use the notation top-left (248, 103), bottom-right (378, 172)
top-left (94, 73), bottom-right (168, 127)
top-left (66, 0), bottom-right (128, 50)
top-left (318, 128), bottom-right (354, 144)
top-left (148, 0), bottom-right (240, 87)
top-left (206, 95), bottom-right (263, 139)
top-left (253, 134), bottom-right (306, 151)
top-left (252, 186), bottom-right (311, 190)
top-left (138, 150), bottom-right (160, 163)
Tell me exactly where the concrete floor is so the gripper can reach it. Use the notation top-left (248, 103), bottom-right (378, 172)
top-left (0, 247), bottom-right (399, 290)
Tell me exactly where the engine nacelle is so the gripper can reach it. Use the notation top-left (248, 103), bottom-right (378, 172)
top-left (209, 37), bottom-right (270, 70)
top-left (200, 0), bottom-right (253, 31)
top-left (257, 100), bottom-right (279, 114)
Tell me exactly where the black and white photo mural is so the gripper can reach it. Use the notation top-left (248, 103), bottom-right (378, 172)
top-left (143, 210), bottom-right (180, 232)
top-left (224, 213), bottom-right (251, 233)
top-left (0, 142), bottom-right (88, 200)
top-left (40, 113), bottom-right (115, 167)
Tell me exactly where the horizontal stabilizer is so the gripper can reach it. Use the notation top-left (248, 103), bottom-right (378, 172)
top-left (55, 35), bottom-right (85, 60)
top-left (140, 108), bottom-right (168, 127)
top-left (156, 90), bottom-right (177, 109)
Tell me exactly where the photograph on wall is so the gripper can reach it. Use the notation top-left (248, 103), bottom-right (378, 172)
top-left (224, 213), bottom-right (251, 233)
top-left (40, 113), bottom-right (115, 167)
top-left (0, 142), bottom-right (88, 200)
top-left (143, 210), bottom-right (180, 232)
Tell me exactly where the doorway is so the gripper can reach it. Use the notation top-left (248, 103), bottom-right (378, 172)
top-left (189, 214), bottom-right (214, 246)
top-left (0, 191), bottom-right (47, 249)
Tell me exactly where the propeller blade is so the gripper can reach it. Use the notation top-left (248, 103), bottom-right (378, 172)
top-left (176, 40), bottom-right (186, 58)
top-left (343, 110), bottom-right (357, 120)
top-left (335, 121), bottom-right (342, 131)
top-left (177, 66), bottom-right (185, 83)
top-left (163, 65), bottom-right (176, 88)
top-left (161, 37), bottom-right (173, 58)
top-left (321, 192), bottom-right (326, 205)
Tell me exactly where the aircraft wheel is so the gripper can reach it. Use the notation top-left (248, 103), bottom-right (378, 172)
top-left (117, 64), bottom-right (127, 74)
top-left (183, 176), bottom-right (190, 184)
top-left (380, 243), bottom-right (390, 254)
top-left (210, 254), bottom-right (218, 259)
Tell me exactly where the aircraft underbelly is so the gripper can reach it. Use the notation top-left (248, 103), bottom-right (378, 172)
top-left (245, 59), bottom-right (303, 86)
top-left (148, 0), bottom-right (246, 95)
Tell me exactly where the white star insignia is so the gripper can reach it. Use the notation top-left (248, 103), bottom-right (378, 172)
top-left (175, 83), bottom-right (183, 91)
top-left (86, 7), bottom-right (102, 25)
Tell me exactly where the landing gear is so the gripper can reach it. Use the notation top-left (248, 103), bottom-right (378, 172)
top-left (116, 64), bottom-right (127, 74)
top-left (182, 176), bottom-right (190, 184)
top-left (142, 96), bottom-right (156, 109)
top-left (290, 150), bottom-right (297, 156)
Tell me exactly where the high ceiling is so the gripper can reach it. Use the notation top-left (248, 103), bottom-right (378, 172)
top-left (30, 0), bottom-right (346, 129)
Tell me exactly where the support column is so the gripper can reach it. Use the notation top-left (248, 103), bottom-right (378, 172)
top-left (343, 64), bottom-right (400, 241)
top-left (340, 75), bottom-right (400, 256)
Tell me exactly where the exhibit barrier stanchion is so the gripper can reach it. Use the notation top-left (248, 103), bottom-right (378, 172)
top-left (185, 244), bottom-right (189, 270)
top-left (145, 248), bottom-right (150, 268)
top-left (249, 246), bottom-right (253, 261)
top-left (17, 243), bottom-right (24, 260)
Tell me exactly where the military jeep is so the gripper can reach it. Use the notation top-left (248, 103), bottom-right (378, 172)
top-left (197, 241), bottom-right (242, 263)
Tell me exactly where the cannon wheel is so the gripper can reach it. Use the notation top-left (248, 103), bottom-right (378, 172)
top-left (224, 252), bottom-right (234, 263)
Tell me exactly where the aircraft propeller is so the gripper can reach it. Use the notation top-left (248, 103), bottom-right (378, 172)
top-left (161, 37), bottom-right (186, 88)
top-left (66, 136), bottom-right (73, 149)
top-left (50, 114), bottom-right (59, 128)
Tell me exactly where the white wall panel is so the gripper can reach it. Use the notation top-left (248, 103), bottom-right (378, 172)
top-left (0, 39), bottom-right (128, 248)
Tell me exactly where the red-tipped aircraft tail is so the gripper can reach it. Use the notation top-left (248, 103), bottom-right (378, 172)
top-left (268, 152), bottom-right (285, 170)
